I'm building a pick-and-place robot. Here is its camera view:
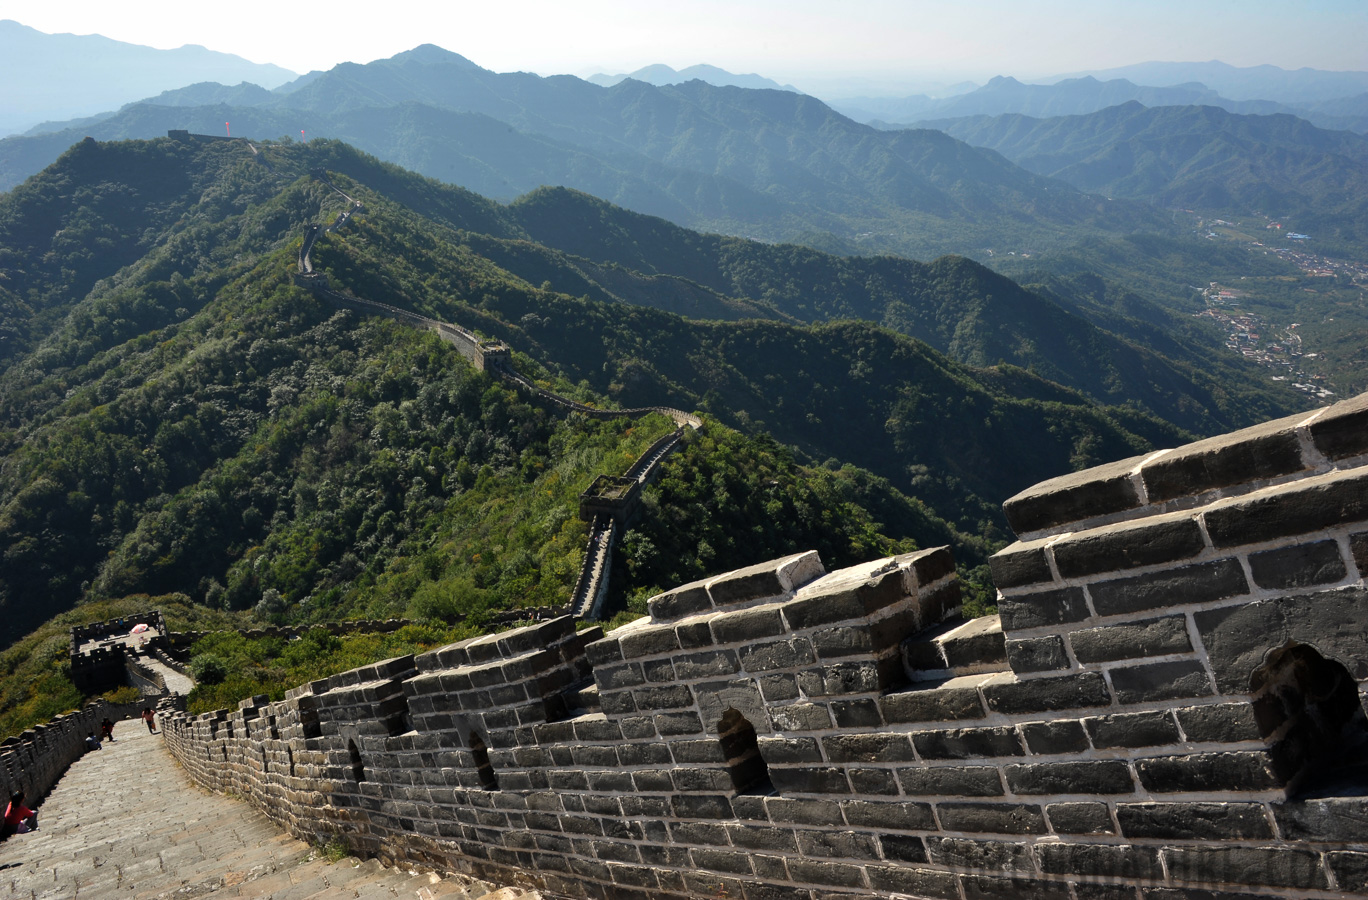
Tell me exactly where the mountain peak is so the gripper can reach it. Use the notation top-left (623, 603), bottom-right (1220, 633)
top-left (388, 44), bottom-right (482, 69)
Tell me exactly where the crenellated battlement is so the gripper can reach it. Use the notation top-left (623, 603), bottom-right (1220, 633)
top-left (150, 391), bottom-right (1368, 900)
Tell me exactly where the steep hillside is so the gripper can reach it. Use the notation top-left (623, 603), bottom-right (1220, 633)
top-left (0, 136), bottom-right (1195, 649)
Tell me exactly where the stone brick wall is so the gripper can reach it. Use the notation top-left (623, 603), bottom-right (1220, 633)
top-left (158, 391), bottom-right (1368, 899)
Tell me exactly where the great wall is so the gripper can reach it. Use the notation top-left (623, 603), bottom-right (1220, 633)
top-left (133, 390), bottom-right (1364, 900)
top-left (290, 168), bottom-right (702, 619)
top-left (3, 135), bottom-right (1367, 899)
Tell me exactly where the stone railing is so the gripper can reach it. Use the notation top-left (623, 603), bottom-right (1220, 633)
top-left (154, 391), bottom-right (1368, 899)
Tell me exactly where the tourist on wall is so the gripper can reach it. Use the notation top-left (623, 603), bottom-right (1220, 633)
top-left (2, 792), bottom-right (38, 838)
top-left (142, 708), bottom-right (157, 734)
top-left (101, 717), bottom-right (116, 742)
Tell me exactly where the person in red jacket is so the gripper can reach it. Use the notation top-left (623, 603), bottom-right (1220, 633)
top-left (2, 791), bottom-right (37, 838)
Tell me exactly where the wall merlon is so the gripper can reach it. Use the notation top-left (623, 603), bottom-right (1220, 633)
top-left (1005, 393), bottom-right (1368, 543)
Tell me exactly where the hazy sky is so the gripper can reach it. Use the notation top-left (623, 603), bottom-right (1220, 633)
top-left (8, 0), bottom-right (1366, 88)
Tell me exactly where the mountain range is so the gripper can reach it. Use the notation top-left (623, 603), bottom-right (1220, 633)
top-left (0, 134), bottom-right (1309, 645)
top-left (0, 44), bottom-right (1165, 263)
top-left (924, 101), bottom-right (1368, 250)
top-left (834, 75), bottom-right (1368, 134)
top-left (586, 63), bottom-right (799, 93)
top-left (0, 19), bottom-right (297, 138)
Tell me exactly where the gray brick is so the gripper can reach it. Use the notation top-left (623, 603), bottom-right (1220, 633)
top-left (866, 866), bottom-right (960, 900)
top-left (1037, 843), bottom-right (1163, 881)
top-left (1175, 702), bottom-right (1262, 743)
top-left (936, 802), bottom-right (1047, 834)
top-left (797, 829), bottom-right (879, 858)
top-left (711, 606), bottom-right (786, 644)
top-left (983, 672), bottom-right (1110, 714)
top-left (618, 625), bottom-right (680, 659)
top-left (1141, 424), bottom-right (1305, 503)
top-left (1328, 851), bottom-right (1368, 893)
top-left (675, 620), bottom-right (714, 649)
top-left (1248, 539), bottom-right (1348, 589)
top-left (997, 587), bottom-right (1090, 631)
top-left (1196, 587), bottom-right (1368, 692)
top-left (927, 836), bottom-right (1033, 870)
top-left (655, 711), bottom-right (703, 736)
top-left (1203, 468), bottom-right (1368, 548)
top-left (898, 765), bottom-right (1003, 797)
top-left (1085, 711), bottom-right (1181, 748)
top-left (1309, 392), bottom-right (1368, 460)
top-left (1110, 660), bottom-right (1212, 704)
top-left (846, 766), bottom-right (900, 795)
top-left (1005, 760), bottom-right (1134, 795)
top-left (989, 539), bottom-right (1054, 589)
top-left (1020, 719), bottom-right (1090, 754)
top-left (765, 797), bottom-right (843, 826)
top-left (758, 673), bottom-right (800, 702)
top-left (648, 582), bottom-right (712, 620)
top-left (671, 794), bottom-right (734, 819)
top-left (831, 698), bottom-right (883, 728)
top-left (689, 848), bottom-right (754, 875)
top-left (878, 833), bottom-right (928, 863)
top-left (842, 799), bottom-right (935, 830)
top-left (739, 638), bottom-right (814, 672)
top-left (672, 649), bottom-right (741, 680)
top-left (1005, 636), bottom-right (1070, 673)
top-left (1273, 797), bottom-right (1368, 841)
top-left (822, 733), bottom-right (915, 763)
top-left (757, 736), bottom-right (823, 764)
top-left (880, 685), bottom-right (985, 723)
top-left (1054, 516), bottom-right (1206, 578)
top-left (796, 661), bottom-right (881, 697)
top-left (633, 684), bottom-right (694, 710)
top-left (1135, 751), bottom-right (1281, 793)
top-left (725, 824), bottom-right (798, 853)
top-left (1071, 616), bottom-right (1192, 663)
top-left (817, 626), bottom-right (882, 663)
top-left (768, 766), bottom-right (851, 795)
top-left (1163, 846), bottom-right (1328, 890)
top-left (912, 726), bottom-right (1024, 760)
top-left (962, 875), bottom-right (1073, 900)
top-left (1046, 801), bottom-right (1115, 835)
top-left (784, 859), bottom-right (867, 889)
top-left (1002, 454), bottom-right (1146, 535)
top-left (1353, 530), bottom-right (1368, 575)
top-left (1117, 802), bottom-right (1273, 840)
top-left (1089, 559), bottom-right (1249, 617)
top-left (769, 702), bottom-right (833, 731)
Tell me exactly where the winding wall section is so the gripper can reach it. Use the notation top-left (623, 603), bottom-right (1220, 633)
top-left (293, 173), bottom-right (700, 619)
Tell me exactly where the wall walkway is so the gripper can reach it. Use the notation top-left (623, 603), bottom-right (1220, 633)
top-left (0, 718), bottom-right (535, 899)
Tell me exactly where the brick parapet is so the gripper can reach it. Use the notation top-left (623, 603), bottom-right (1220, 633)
top-left (1004, 391), bottom-right (1368, 540)
top-left (151, 395), bottom-right (1368, 899)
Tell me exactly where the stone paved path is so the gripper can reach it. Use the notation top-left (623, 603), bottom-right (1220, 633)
top-left (141, 658), bottom-right (194, 696)
top-left (0, 721), bottom-right (536, 900)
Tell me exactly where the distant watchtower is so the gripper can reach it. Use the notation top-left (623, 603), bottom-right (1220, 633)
top-left (578, 475), bottom-right (641, 524)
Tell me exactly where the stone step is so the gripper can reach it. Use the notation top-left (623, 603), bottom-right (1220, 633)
top-left (902, 614), bottom-right (1007, 682)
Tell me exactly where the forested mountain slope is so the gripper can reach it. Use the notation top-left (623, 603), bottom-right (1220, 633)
top-left (0, 136), bottom-right (1213, 648)
top-left (926, 102), bottom-right (1368, 249)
